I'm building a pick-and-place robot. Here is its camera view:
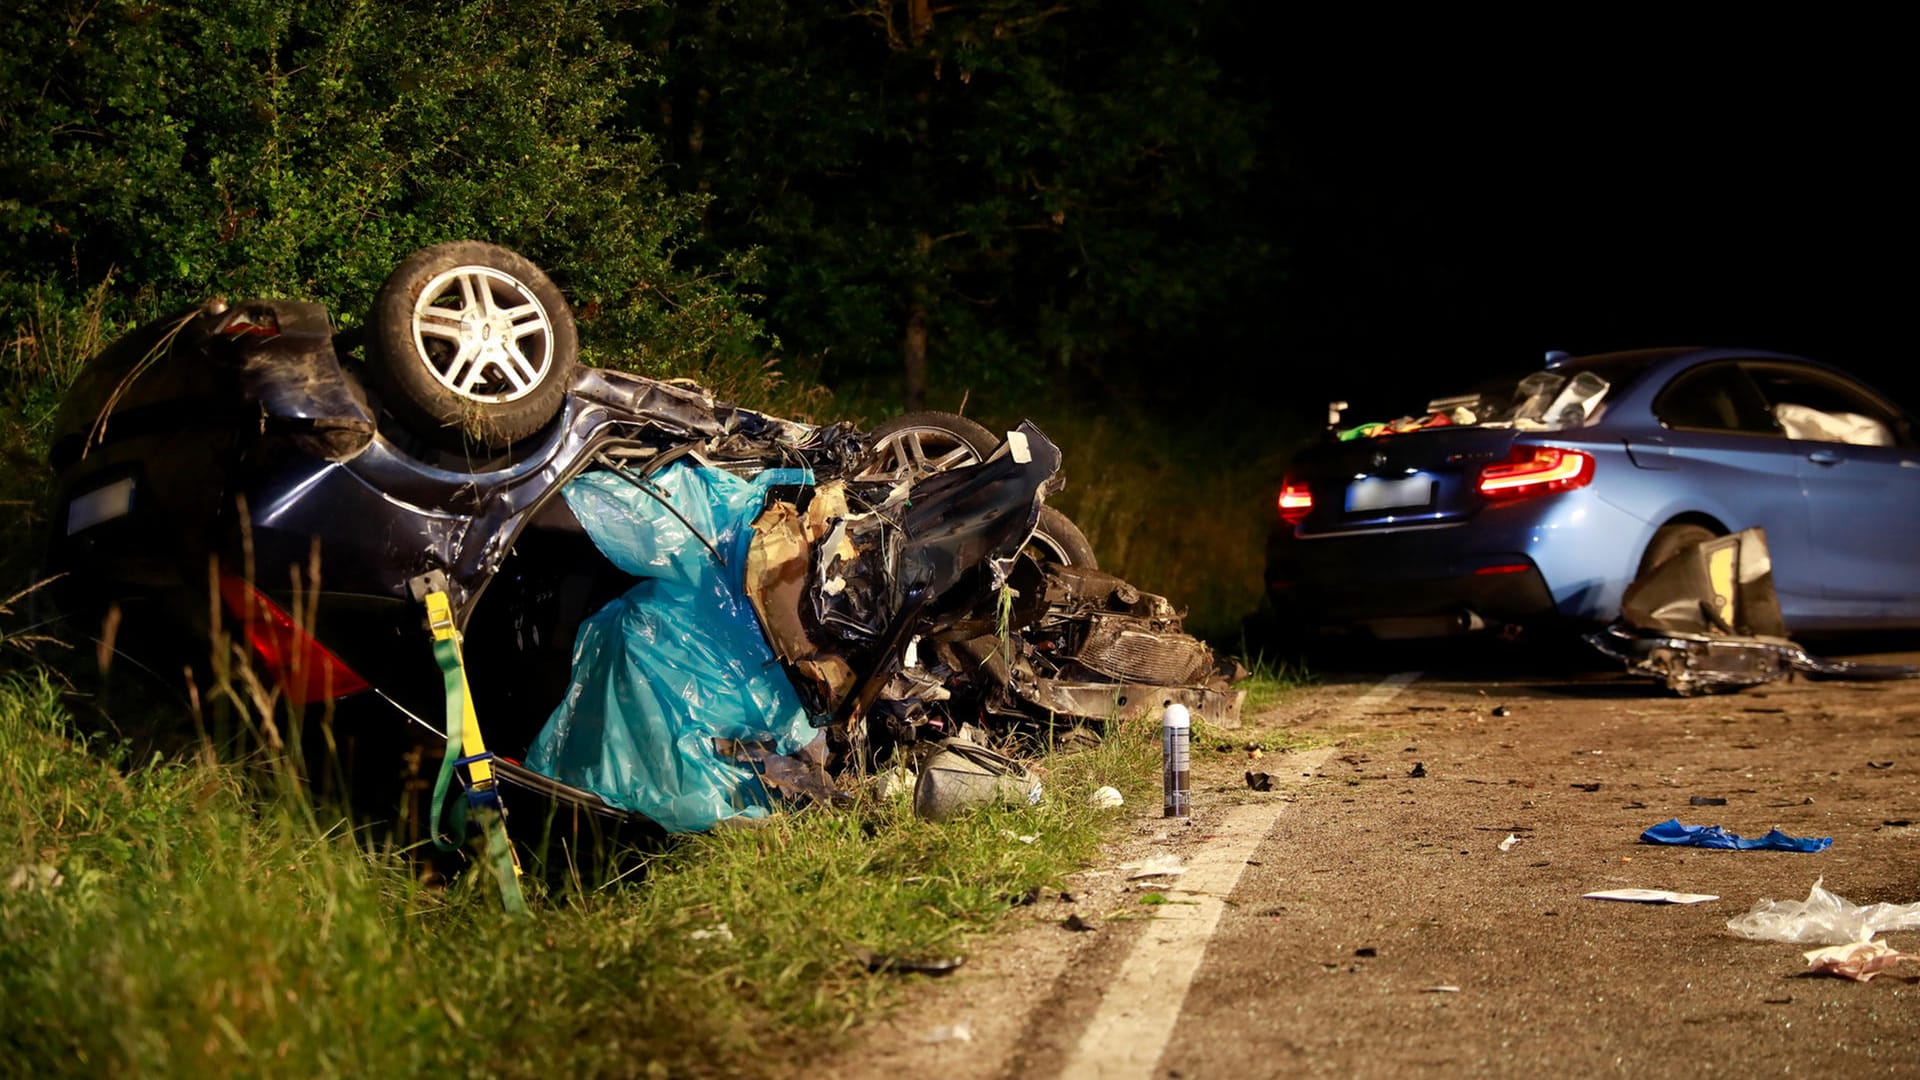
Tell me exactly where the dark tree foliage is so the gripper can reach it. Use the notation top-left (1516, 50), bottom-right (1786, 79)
top-left (639, 0), bottom-right (1266, 406)
top-left (0, 0), bottom-right (758, 371)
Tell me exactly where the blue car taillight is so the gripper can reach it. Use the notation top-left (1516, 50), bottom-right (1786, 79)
top-left (1476, 446), bottom-right (1594, 502)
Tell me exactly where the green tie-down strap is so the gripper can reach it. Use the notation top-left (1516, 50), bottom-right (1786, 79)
top-left (428, 600), bottom-right (529, 917)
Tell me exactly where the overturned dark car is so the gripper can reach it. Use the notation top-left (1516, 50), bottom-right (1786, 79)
top-left (48, 242), bottom-right (1241, 838)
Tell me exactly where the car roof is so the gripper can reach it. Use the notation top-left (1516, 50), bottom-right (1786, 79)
top-left (1559, 346), bottom-right (1912, 429)
top-left (1557, 346), bottom-right (1807, 371)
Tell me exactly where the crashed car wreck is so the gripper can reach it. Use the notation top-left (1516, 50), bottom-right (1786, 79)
top-left (1585, 527), bottom-right (1918, 695)
top-left (48, 241), bottom-right (1242, 837)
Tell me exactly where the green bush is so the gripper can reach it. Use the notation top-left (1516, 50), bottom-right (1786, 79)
top-left (0, 0), bottom-right (762, 372)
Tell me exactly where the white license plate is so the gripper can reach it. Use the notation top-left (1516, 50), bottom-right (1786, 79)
top-left (66, 477), bottom-right (135, 535)
top-left (1344, 475), bottom-right (1432, 512)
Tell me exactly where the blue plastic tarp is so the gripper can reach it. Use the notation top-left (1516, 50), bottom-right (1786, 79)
top-left (525, 462), bottom-right (817, 833)
top-left (1639, 817), bottom-right (1832, 853)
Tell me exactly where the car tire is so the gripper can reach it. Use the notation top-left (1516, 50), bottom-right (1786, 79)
top-left (1637, 522), bottom-right (1716, 578)
top-left (862, 411), bottom-right (1099, 569)
top-left (859, 411), bottom-right (1000, 482)
top-left (1026, 505), bottom-right (1098, 569)
top-left (367, 241), bottom-right (578, 449)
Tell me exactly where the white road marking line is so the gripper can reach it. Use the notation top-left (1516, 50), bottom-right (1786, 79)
top-left (1351, 669), bottom-right (1422, 710)
top-left (1057, 671), bottom-right (1421, 1080)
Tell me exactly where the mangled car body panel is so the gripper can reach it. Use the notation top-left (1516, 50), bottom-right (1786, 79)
top-left (1587, 528), bottom-right (1919, 694)
top-left (50, 285), bottom-right (1239, 831)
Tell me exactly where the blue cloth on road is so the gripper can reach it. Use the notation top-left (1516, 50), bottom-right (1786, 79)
top-left (1639, 817), bottom-right (1832, 852)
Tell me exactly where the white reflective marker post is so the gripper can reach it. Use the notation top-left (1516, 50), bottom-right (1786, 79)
top-left (1162, 703), bottom-right (1191, 818)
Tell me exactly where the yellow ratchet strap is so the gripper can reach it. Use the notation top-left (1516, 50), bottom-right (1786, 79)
top-left (426, 589), bottom-right (528, 916)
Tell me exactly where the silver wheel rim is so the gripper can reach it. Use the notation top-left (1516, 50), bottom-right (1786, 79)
top-left (1024, 527), bottom-right (1074, 567)
top-left (857, 426), bottom-right (985, 482)
top-left (410, 265), bottom-right (554, 404)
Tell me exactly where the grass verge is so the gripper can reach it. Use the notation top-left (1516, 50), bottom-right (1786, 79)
top-left (0, 670), bottom-right (1196, 1078)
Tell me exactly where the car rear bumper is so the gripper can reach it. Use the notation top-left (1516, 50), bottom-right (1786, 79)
top-left (1266, 488), bottom-right (1649, 634)
top-left (1268, 546), bottom-right (1555, 635)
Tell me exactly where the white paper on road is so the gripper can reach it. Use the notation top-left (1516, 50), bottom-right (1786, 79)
top-left (1583, 888), bottom-right (1719, 905)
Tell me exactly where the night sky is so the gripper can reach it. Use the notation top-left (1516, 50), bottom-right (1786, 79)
top-left (1252, 31), bottom-right (1909, 426)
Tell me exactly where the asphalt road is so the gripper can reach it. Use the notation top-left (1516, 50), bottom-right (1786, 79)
top-left (831, 640), bottom-right (1920, 1078)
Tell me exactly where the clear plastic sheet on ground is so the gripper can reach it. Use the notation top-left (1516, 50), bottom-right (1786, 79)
top-left (1727, 878), bottom-right (1920, 945)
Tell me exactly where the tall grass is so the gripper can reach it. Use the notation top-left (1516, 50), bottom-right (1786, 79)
top-left (1, 280), bottom-right (122, 589)
top-left (2, 279), bottom-right (115, 420)
top-left (0, 663), bottom-right (1175, 1078)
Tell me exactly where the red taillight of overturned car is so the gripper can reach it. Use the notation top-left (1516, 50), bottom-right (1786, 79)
top-left (1475, 445), bottom-right (1595, 501)
top-left (217, 574), bottom-right (370, 706)
top-left (1278, 476), bottom-right (1314, 524)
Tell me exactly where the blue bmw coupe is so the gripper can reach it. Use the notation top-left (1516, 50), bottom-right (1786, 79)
top-left (1266, 348), bottom-right (1920, 639)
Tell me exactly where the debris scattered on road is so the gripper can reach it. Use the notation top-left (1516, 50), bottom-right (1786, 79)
top-left (1121, 854), bottom-right (1186, 879)
top-left (1583, 888), bottom-right (1720, 905)
top-left (912, 741), bottom-right (1043, 822)
top-left (1090, 785), bottom-right (1125, 809)
top-left (1245, 771), bottom-right (1274, 791)
top-left (1803, 940), bottom-right (1920, 982)
top-left (923, 1022), bottom-right (973, 1043)
top-left (1354, 947), bottom-right (1378, 957)
top-left (1498, 833), bottom-right (1521, 852)
top-left (1491, 705), bottom-right (1511, 717)
top-left (1640, 818), bottom-right (1831, 852)
top-left (1688, 795), bottom-right (1728, 806)
top-left (1407, 762), bottom-right (1427, 778)
top-left (854, 948), bottom-right (966, 976)
top-left (1062, 913), bottom-right (1096, 932)
top-left (1571, 782), bottom-right (1601, 792)
top-left (1867, 761), bottom-right (1893, 769)
top-left (1727, 879), bottom-right (1920, 944)
top-left (1421, 985), bottom-right (1462, 994)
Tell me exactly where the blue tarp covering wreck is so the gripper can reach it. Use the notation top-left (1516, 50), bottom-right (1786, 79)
top-left (525, 462), bottom-right (816, 833)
